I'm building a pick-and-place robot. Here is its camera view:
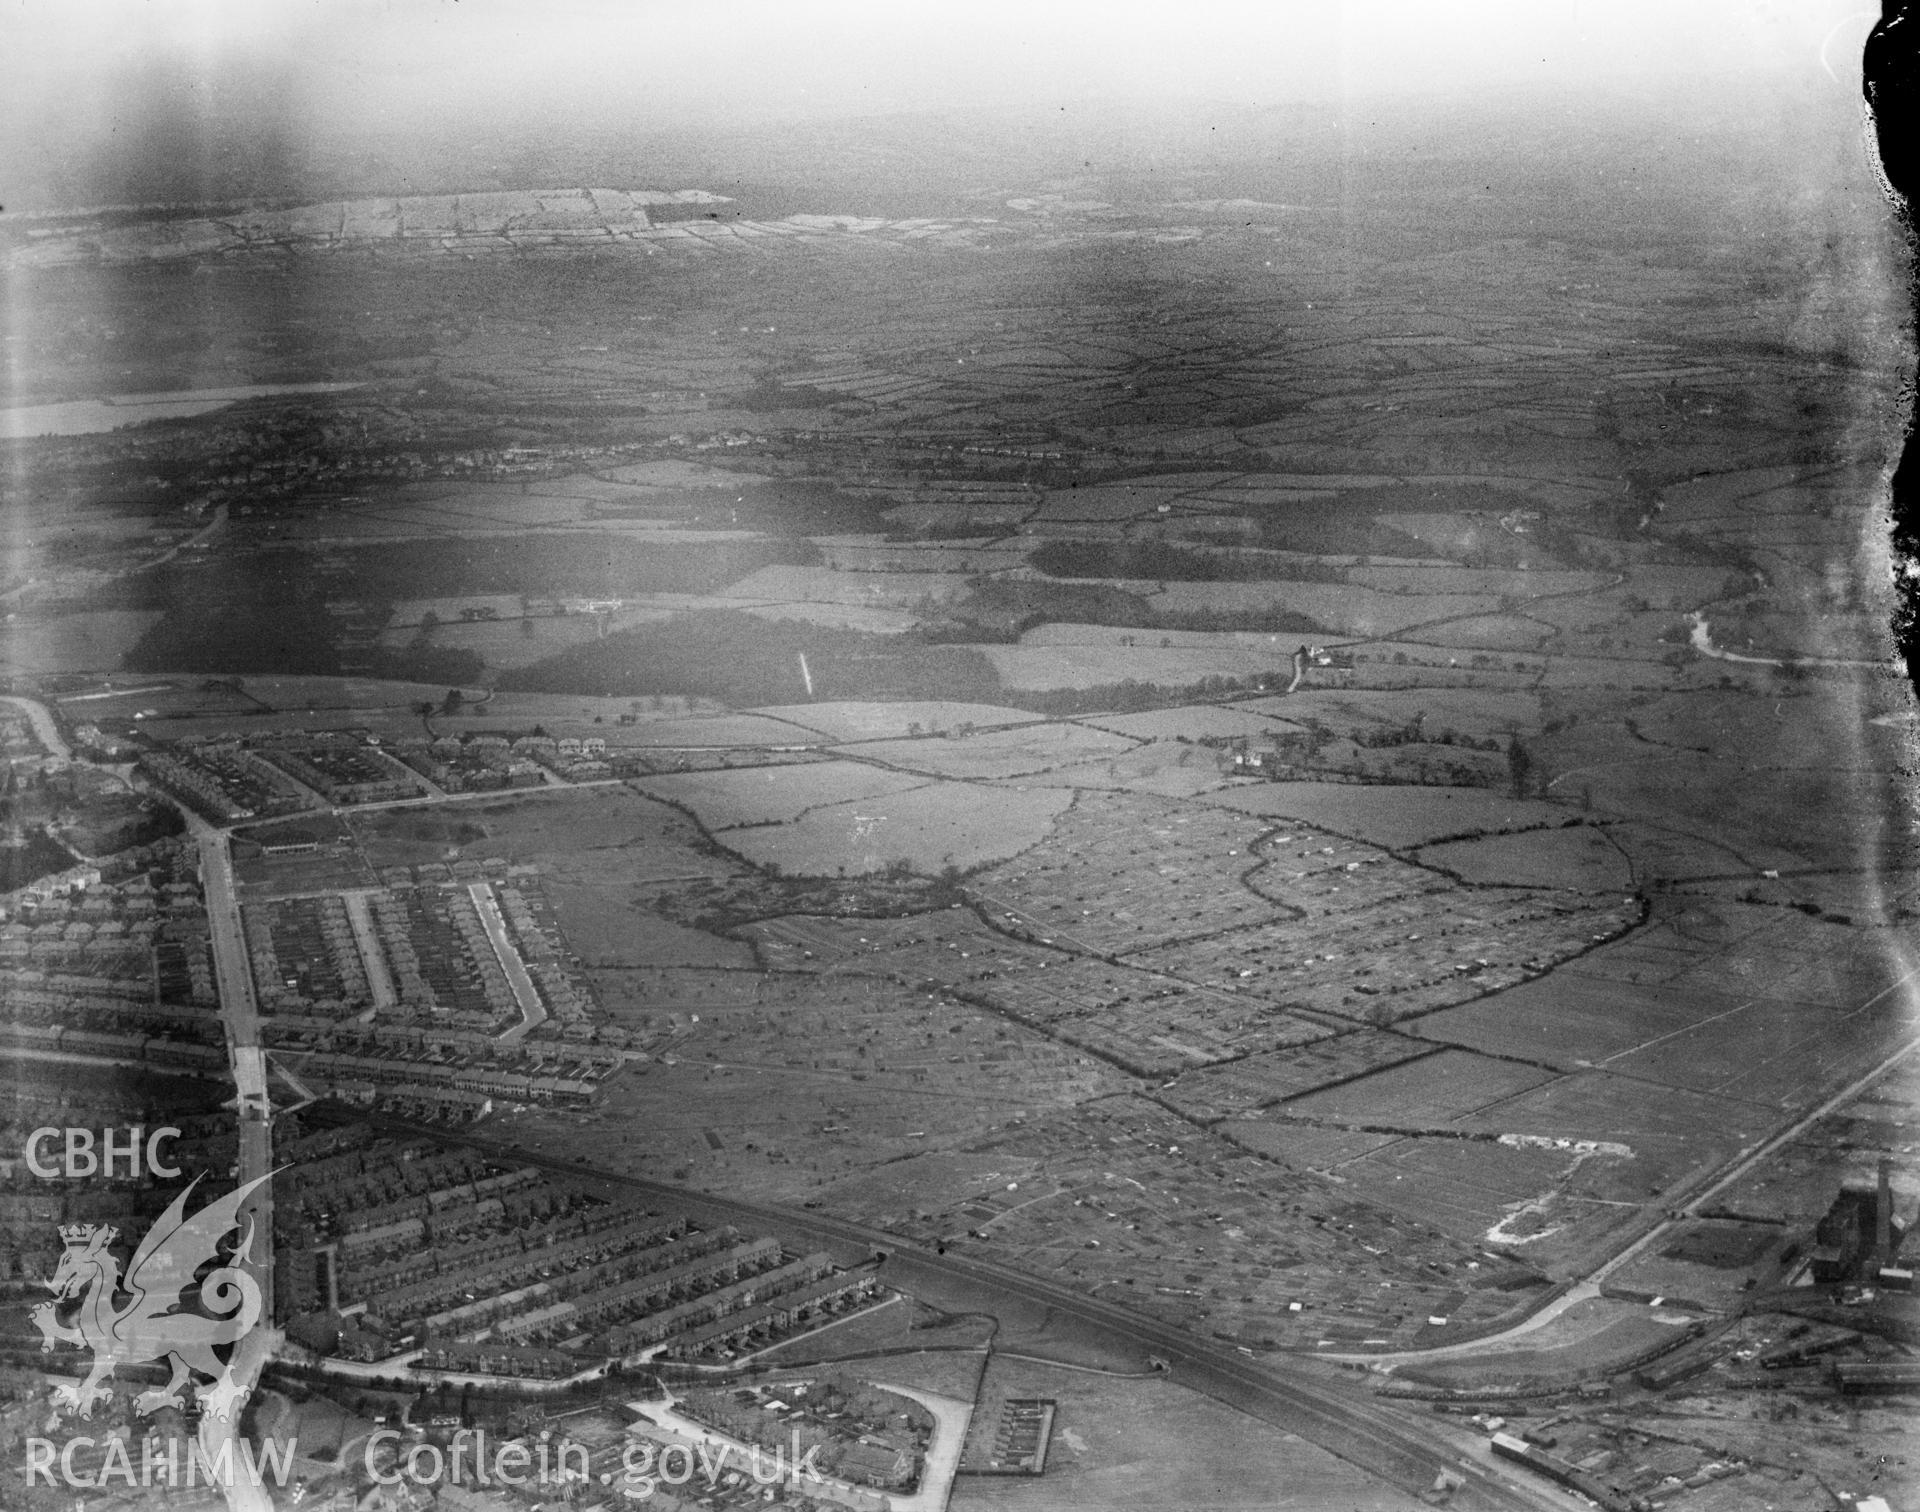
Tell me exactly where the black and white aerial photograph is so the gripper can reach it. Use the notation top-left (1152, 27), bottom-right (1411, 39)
top-left (2, 3), bottom-right (1917, 1509)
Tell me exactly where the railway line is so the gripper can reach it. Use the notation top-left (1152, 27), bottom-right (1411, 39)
top-left (392, 1119), bottom-right (1581, 1511)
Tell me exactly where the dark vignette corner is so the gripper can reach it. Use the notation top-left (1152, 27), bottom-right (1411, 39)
top-left (1865, 0), bottom-right (1920, 697)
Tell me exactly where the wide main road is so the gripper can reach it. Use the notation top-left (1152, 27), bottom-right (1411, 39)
top-left (192, 818), bottom-right (278, 1512)
top-left (0, 692), bottom-right (72, 760)
top-left (394, 1121), bottom-right (1578, 1512)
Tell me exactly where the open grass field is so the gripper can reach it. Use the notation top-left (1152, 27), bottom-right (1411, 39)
top-left (734, 601), bottom-right (924, 631)
top-left (747, 1302), bottom-right (989, 1367)
top-left (553, 882), bottom-right (758, 969)
top-left (1239, 687), bottom-right (1546, 741)
top-left (979, 642), bottom-right (1277, 691)
top-left (597, 710), bottom-right (826, 745)
top-left (1150, 579), bottom-right (1500, 635)
top-left (1415, 969), bottom-right (1745, 1063)
top-left (49, 674), bottom-right (327, 726)
top-left (1160, 1031), bottom-right (1439, 1120)
top-left (1644, 919), bottom-right (1914, 1013)
top-left (1391, 1296), bottom-right (1696, 1391)
top-left (1414, 825), bottom-right (1634, 892)
top-left (754, 700), bottom-right (1044, 740)
top-left (1413, 892), bottom-right (1781, 1051)
top-left (537, 970), bottom-right (1123, 1206)
top-left (1407, 614), bottom-right (1560, 651)
top-left (84, 679), bottom-right (732, 745)
top-left (1413, 898), bottom-right (1911, 1114)
top-left (580, 1056), bottom-right (1050, 1205)
top-left (881, 499), bottom-right (1033, 532)
top-left (722, 779), bottom-right (1074, 875)
top-left (1225, 1121), bottom-right (1400, 1169)
top-left (377, 609), bottom-right (610, 669)
top-left (595, 458), bottom-right (775, 490)
top-left (1329, 645), bottom-right (1547, 690)
top-left (1594, 984), bottom-right (1907, 1107)
top-left (1282, 1048), bottom-right (1555, 1125)
top-left (1335, 1134), bottom-right (1581, 1240)
top-left (950, 1358), bottom-right (1428, 1512)
top-left (1201, 782), bottom-right (1567, 850)
top-left (1602, 1221), bottom-right (1794, 1311)
top-left (263, 479), bottom-right (604, 537)
top-left (973, 790), bottom-right (1281, 953)
top-left (1626, 686), bottom-right (1883, 767)
top-left (1078, 703), bottom-right (1306, 741)
top-left (347, 787), bottom-right (726, 876)
top-left (0, 610), bottom-right (163, 674)
top-left (1348, 566), bottom-right (1612, 597)
top-left (958, 953), bottom-right (1334, 1073)
top-left (1024, 473), bottom-right (1239, 521)
top-left (1550, 737), bottom-right (1891, 874)
top-left (1456, 1072), bottom-right (1772, 1170)
top-left (633, 759), bottom-right (930, 830)
top-left (1021, 739), bottom-right (1240, 799)
top-left (1252, 1065), bottom-right (1782, 1274)
top-left (817, 540), bottom-right (1032, 574)
top-left (836, 723), bottom-right (1137, 781)
top-left (719, 563), bottom-right (975, 606)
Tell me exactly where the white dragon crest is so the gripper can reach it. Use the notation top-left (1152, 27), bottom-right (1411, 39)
top-left (31, 1173), bottom-right (270, 1422)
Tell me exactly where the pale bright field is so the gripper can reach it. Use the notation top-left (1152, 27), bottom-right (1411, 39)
top-left (835, 722), bottom-right (1136, 781)
top-left (721, 779), bottom-right (1073, 875)
top-left (633, 758), bottom-right (930, 829)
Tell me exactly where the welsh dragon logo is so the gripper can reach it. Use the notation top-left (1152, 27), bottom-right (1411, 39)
top-left (31, 1173), bottom-right (271, 1422)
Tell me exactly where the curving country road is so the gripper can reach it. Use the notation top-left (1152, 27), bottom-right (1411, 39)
top-left (385, 1120), bottom-right (1579, 1511)
top-left (1687, 610), bottom-right (1886, 670)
